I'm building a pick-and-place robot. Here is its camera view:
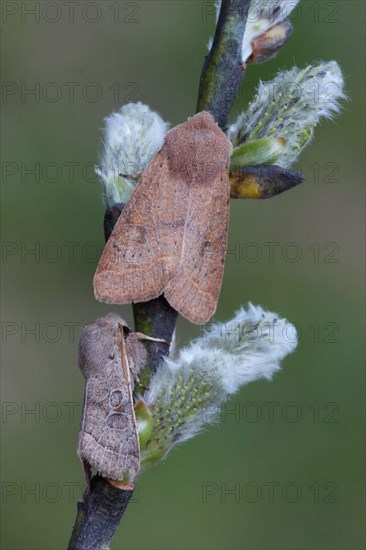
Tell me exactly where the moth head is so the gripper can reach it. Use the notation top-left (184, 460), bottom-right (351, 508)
top-left (165, 111), bottom-right (233, 185)
top-left (78, 313), bottom-right (130, 377)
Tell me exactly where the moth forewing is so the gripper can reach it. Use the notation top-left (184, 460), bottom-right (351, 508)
top-left (93, 111), bottom-right (233, 325)
top-left (77, 314), bottom-right (141, 481)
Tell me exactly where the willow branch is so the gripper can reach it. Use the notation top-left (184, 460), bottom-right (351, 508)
top-left (197, 0), bottom-right (250, 128)
top-left (133, 297), bottom-right (178, 388)
top-left (68, 477), bottom-right (133, 550)
top-left (69, 3), bottom-right (253, 548)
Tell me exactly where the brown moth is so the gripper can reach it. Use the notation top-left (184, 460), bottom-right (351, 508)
top-left (77, 313), bottom-right (159, 481)
top-left (93, 111), bottom-right (233, 325)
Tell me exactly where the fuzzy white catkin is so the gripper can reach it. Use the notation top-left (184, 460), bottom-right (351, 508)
top-left (95, 102), bottom-right (169, 207)
top-left (228, 62), bottom-right (346, 167)
top-left (144, 304), bottom-right (298, 450)
top-left (209, 0), bottom-right (300, 62)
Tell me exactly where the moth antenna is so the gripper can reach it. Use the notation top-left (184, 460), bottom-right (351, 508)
top-left (134, 332), bottom-right (169, 345)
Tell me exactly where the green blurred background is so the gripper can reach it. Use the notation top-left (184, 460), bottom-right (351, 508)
top-left (1, 1), bottom-right (365, 548)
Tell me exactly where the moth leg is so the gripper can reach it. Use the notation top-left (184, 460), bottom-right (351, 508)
top-left (134, 375), bottom-right (149, 392)
top-left (82, 459), bottom-right (92, 489)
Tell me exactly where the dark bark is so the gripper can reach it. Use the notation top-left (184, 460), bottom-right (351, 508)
top-left (133, 297), bottom-right (178, 387)
top-left (68, 476), bottom-right (133, 550)
top-left (197, 0), bottom-right (251, 129)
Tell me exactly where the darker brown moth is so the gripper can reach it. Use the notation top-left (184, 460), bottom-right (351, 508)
top-left (78, 313), bottom-right (153, 481)
top-left (93, 111), bottom-right (233, 324)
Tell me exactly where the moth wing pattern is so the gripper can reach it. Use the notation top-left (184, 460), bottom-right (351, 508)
top-left (77, 313), bottom-right (140, 480)
top-left (93, 148), bottom-right (188, 305)
top-left (163, 112), bottom-right (232, 323)
top-left (164, 160), bottom-right (230, 324)
top-left (93, 111), bottom-right (233, 325)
